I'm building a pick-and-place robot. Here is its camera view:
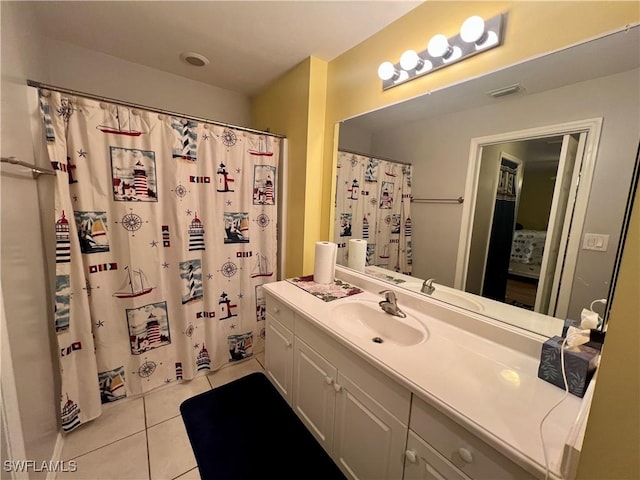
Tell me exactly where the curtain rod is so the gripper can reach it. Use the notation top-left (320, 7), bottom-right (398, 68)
top-left (411, 196), bottom-right (464, 204)
top-left (338, 148), bottom-right (412, 166)
top-left (1, 156), bottom-right (57, 177)
top-left (27, 80), bottom-right (286, 139)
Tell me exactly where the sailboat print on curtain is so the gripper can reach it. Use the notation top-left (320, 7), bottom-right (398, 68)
top-left (74, 211), bottom-right (110, 254)
top-left (223, 213), bottom-right (249, 243)
top-left (251, 254), bottom-right (273, 278)
top-left (228, 332), bottom-right (253, 361)
top-left (113, 266), bottom-right (154, 299)
top-left (97, 106), bottom-right (143, 136)
top-left (249, 136), bottom-right (274, 157)
top-left (98, 366), bottom-right (126, 403)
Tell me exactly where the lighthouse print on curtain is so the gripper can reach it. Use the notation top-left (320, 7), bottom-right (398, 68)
top-left (41, 90), bottom-right (280, 432)
top-left (335, 151), bottom-right (412, 275)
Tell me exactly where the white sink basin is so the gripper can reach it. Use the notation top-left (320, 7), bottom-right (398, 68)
top-left (328, 300), bottom-right (428, 347)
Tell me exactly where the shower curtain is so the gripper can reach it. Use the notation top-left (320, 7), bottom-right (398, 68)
top-left (334, 151), bottom-right (412, 275)
top-left (40, 90), bottom-right (280, 432)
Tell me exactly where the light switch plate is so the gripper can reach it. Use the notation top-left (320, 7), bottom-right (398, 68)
top-left (582, 233), bottom-right (609, 251)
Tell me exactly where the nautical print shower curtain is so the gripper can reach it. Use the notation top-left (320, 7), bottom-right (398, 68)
top-left (40, 89), bottom-right (280, 432)
top-left (334, 151), bottom-right (412, 274)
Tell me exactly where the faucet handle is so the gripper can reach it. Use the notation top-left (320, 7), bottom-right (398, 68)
top-left (378, 290), bottom-right (396, 303)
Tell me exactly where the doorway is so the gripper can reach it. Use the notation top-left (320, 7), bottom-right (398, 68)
top-left (455, 118), bottom-right (601, 318)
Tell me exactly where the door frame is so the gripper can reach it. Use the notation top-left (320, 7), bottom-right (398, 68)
top-left (455, 118), bottom-right (603, 316)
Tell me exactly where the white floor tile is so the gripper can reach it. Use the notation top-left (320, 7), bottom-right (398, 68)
top-left (207, 357), bottom-right (264, 389)
top-left (148, 416), bottom-right (196, 480)
top-left (61, 398), bottom-right (145, 460)
top-left (173, 467), bottom-right (201, 480)
top-left (144, 376), bottom-right (211, 427)
top-left (56, 431), bottom-right (148, 480)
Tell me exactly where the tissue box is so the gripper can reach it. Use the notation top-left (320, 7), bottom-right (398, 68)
top-left (538, 336), bottom-right (599, 397)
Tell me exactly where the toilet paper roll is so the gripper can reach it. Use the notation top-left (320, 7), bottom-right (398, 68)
top-left (347, 239), bottom-right (367, 272)
top-left (314, 241), bottom-right (337, 284)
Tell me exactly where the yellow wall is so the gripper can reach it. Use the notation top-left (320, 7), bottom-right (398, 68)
top-left (577, 190), bottom-right (639, 479)
top-left (251, 57), bottom-right (328, 277)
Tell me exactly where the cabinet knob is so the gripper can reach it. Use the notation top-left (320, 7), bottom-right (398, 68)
top-left (285, 340), bottom-right (292, 348)
top-left (404, 449), bottom-right (418, 463)
top-left (458, 447), bottom-right (473, 464)
top-left (325, 376), bottom-right (334, 385)
top-left (333, 383), bottom-right (342, 392)
top-left (273, 307), bottom-right (280, 313)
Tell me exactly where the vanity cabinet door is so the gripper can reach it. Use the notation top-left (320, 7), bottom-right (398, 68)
top-left (265, 314), bottom-right (294, 405)
top-left (333, 371), bottom-right (407, 480)
top-left (404, 430), bottom-right (471, 480)
top-left (292, 338), bottom-right (337, 454)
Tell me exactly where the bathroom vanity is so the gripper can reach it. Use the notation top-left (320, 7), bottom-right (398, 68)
top-left (263, 266), bottom-right (592, 480)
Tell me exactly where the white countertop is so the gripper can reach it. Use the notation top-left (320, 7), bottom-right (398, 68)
top-left (264, 271), bottom-right (591, 479)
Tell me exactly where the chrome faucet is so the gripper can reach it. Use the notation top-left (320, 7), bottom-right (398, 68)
top-left (378, 290), bottom-right (407, 318)
top-left (421, 278), bottom-right (436, 295)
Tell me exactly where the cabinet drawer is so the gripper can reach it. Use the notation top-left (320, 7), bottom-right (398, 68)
top-left (410, 397), bottom-right (535, 479)
top-left (265, 292), bottom-right (294, 330)
top-left (405, 430), bottom-right (471, 480)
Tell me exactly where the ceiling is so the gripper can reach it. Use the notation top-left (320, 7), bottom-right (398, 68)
top-left (24, 0), bottom-right (422, 96)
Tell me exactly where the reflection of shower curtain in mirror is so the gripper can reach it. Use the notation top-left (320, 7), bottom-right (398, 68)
top-left (334, 151), bottom-right (412, 274)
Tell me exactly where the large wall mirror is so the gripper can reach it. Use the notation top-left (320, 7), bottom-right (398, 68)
top-left (334, 26), bottom-right (639, 337)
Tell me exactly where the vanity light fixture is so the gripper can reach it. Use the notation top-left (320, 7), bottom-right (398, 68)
top-left (378, 13), bottom-right (506, 90)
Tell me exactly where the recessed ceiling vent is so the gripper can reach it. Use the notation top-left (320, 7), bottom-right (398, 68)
top-left (180, 52), bottom-right (209, 67)
top-left (486, 83), bottom-right (522, 98)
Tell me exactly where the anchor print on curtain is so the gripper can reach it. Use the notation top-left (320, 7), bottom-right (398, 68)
top-left (334, 151), bottom-right (412, 275)
top-left (41, 90), bottom-right (280, 432)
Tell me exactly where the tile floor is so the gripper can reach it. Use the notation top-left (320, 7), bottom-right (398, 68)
top-left (56, 354), bottom-right (265, 480)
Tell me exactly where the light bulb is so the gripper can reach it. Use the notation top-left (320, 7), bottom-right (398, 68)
top-left (377, 61), bottom-right (397, 81)
top-left (427, 34), bottom-right (452, 58)
top-left (460, 16), bottom-right (486, 43)
top-left (400, 50), bottom-right (420, 70)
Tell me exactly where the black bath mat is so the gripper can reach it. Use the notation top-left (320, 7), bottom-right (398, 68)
top-left (180, 372), bottom-right (346, 480)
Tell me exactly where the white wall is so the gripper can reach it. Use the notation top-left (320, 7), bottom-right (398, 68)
top-left (369, 68), bottom-right (640, 321)
top-left (1, 2), bottom-right (59, 476)
top-left (43, 38), bottom-right (251, 126)
top-left (1, 1), bottom-right (253, 472)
